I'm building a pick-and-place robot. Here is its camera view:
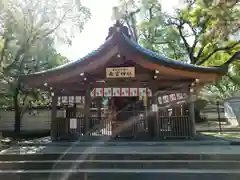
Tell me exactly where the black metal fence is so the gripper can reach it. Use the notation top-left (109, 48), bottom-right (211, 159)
top-left (155, 106), bottom-right (192, 138)
top-left (55, 101), bottom-right (193, 139)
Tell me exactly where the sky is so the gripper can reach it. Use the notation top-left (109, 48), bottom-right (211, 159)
top-left (56, 0), bottom-right (182, 60)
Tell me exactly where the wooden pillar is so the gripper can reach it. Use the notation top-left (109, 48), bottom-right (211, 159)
top-left (84, 85), bottom-right (91, 135)
top-left (51, 92), bottom-right (58, 140)
top-left (144, 95), bottom-right (148, 130)
top-left (153, 93), bottom-right (158, 137)
top-left (97, 97), bottom-right (102, 121)
top-left (96, 97), bottom-right (102, 134)
top-left (147, 90), bottom-right (156, 138)
top-left (189, 92), bottom-right (197, 137)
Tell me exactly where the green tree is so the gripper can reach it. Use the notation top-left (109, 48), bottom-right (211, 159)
top-left (115, 0), bottom-right (189, 60)
top-left (117, 0), bottom-right (240, 121)
top-left (115, 0), bottom-right (140, 41)
top-left (0, 0), bottom-right (91, 134)
top-left (137, 0), bottom-right (188, 60)
top-left (166, 0), bottom-right (240, 65)
top-left (118, 0), bottom-right (240, 64)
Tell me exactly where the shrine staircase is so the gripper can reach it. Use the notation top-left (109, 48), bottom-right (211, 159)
top-left (0, 142), bottom-right (240, 180)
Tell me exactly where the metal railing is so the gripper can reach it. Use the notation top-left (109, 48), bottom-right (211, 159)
top-left (155, 106), bottom-right (192, 138)
top-left (55, 103), bottom-right (195, 139)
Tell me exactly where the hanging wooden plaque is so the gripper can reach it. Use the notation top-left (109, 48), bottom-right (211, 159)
top-left (106, 67), bottom-right (135, 78)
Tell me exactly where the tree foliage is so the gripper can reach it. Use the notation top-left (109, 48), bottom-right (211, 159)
top-left (0, 0), bottom-right (91, 134)
top-left (137, 0), bottom-right (188, 60)
top-left (116, 0), bottom-right (240, 102)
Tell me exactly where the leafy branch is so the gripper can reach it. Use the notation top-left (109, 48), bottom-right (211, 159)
top-left (196, 41), bottom-right (240, 65)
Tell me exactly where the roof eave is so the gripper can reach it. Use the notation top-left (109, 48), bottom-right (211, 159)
top-left (21, 34), bottom-right (118, 81)
top-left (119, 33), bottom-right (228, 75)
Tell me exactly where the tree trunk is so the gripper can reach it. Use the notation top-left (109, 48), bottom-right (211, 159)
top-left (13, 92), bottom-right (21, 135)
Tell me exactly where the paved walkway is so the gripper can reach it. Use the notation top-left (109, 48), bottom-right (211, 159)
top-left (1, 133), bottom-right (240, 155)
top-left (196, 122), bottom-right (240, 132)
top-left (2, 143), bottom-right (240, 155)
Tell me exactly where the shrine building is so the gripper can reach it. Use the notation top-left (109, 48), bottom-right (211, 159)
top-left (21, 22), bottom-right (230, 140)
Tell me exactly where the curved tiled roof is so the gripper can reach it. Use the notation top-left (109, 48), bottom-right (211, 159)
top-left (22, 24), bottom-right (232, 79)
top-left (120, 33), bottom-right (228, 74)
top-left (23, 35), bottom-right (116, 77)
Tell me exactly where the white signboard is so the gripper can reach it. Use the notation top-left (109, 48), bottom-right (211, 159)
top-left (152, 104), bottom-right (158, 112)
top-left (157, 92), bottom-right (188, 106)
top-left (106, 67), bottom-right (135, 78)
top-left (70, 118), bottom-right (77, 129)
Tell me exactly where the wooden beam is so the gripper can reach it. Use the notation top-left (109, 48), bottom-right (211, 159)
top-left (55, 68), bottom-right (194, 85)
top-left (51, 85), bottom-right (190, 97)
top-left (49, 79), bottom-right (193, 89)
top-left (84, 84), bottom-right (91, 135)
top-left (63, 73), bottom-right (154, 84)
top-left (188, 92), bottom-right (197, 137)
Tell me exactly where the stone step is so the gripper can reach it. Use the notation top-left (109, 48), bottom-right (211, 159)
top-left (0, 160), bottom-right (240, 170)
top-left (17, 140), bottom-right (229, 146)
top-left (1, 153), bottom-right (240, 161)
top-left (0, 169), bottom-right (240, 180)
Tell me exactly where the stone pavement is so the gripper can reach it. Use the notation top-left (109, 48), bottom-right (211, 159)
top-left (2, 143), bottom-right (240, 155)
top-left (1, 133), bottom-right (240, 155)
